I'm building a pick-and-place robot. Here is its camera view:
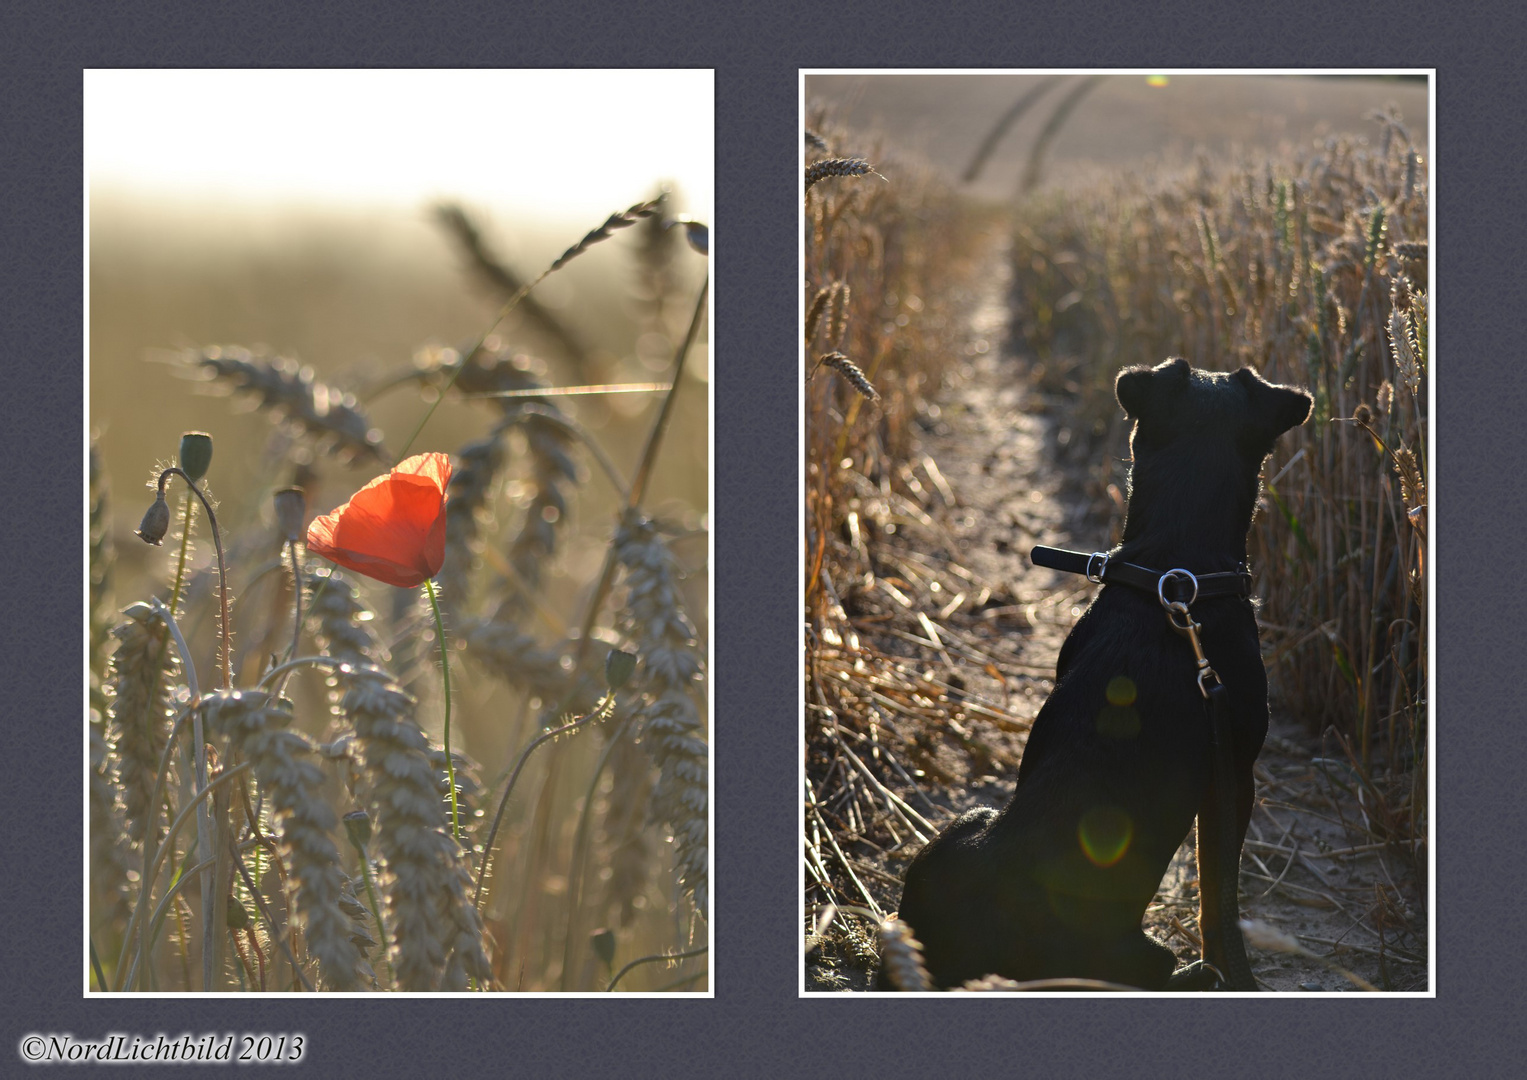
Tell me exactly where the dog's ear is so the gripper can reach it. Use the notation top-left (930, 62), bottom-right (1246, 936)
top-left (1235, 367), bottom-right (1313, 438)
top-left (1116, 357), bottom-right (1190, 420)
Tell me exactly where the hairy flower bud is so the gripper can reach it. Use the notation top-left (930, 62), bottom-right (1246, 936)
top-left (136, 493), bottom-right (171, 545)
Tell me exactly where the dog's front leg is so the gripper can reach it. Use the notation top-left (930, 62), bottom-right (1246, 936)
top-left (1195, 724), bottom-right (1257, 991)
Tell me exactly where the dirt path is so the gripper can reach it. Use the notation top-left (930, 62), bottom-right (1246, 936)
top-left (807, 238), bottom-right (1428, 993)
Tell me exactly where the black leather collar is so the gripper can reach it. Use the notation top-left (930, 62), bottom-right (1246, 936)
top-left (1030, 545), bottom-right (1252, 604)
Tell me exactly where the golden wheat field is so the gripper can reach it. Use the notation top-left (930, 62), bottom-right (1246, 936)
top-left (87, 70), bottom-right (711, 994)
top-left (804, 72), bottom-right (1431, 993)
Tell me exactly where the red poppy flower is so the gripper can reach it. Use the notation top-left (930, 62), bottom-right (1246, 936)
top-left (306, 452), bottom-right (452, 588)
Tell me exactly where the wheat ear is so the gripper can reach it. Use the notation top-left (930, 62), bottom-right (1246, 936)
top-left (614, 514), bottom-right (708, 918)
top-left (818, 353), bottom-right (879, 401)
top-left (806, 158), bottom-right (874, 190)
top-left (878, 919), bottom-right (932, 992)
top-left (340, 665), bottom-right (493, 990)
top-left (307, 569), bottom-right (491, 989)
top-left (203, 689), bottom-right (366, 990)
top-left (105, 603), bottom-right (181, 846)
top-left (548, 198), bottom-right (665, 274)
top-left (178, 346), bottom-right (387, 464)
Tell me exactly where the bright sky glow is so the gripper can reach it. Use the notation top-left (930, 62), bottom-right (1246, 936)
top-left (85, 69), bottom-right (713, 222)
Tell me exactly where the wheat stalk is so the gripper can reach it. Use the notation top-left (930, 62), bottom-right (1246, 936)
top-left (89, 441), bottom-right (134, 929)
top-left (818, 353), bottom-right (879, 401)
top-left (203, 688), bottom-right (367, 990)
top-left (602, 733), bottom-right (655, 927)
top-left (437, 421), bottom-right (509, 614)
top-left (805, 286), bottom-right (832, 344)
top-left (432, 203), bottom-right (592, 371)
top-left (462, 616), bottom-right (574, 703)
top-left (89, 439), bottom-right (114, 676)
top-left (340, 665), bottom-right (493, 989)
top-left (806, 157), bottom-right (874, 190)
top-left (105, 602), bottom-right (181, 846)
top-left (89, 718), bottom-right (133, 929)
top-left (337, 874), bottom-right (379, 990)
top-left (508, 413), bottom-right (579, 597)
top-left (632, 190), bottom-right (682, 330)
top-left (878, 918), bottom-right (932, 992)
top-left (548, 198), bottom-right (665, 274)
top-left (306, 570), bottom-right (491, 989)
top-left (177, 346), bottom-right (387, 464)
top-left (614, 513), bottom-right (708, 918)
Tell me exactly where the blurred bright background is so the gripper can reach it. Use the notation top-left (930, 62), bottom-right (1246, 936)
top-left (88, 69), bottom-right (713, 219)
top-left (88, 67), bottom-right (712, 618)
top-left (805, 71), bottom-right (1428, 199)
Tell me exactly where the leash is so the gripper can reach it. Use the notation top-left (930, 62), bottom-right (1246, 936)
top-left (1030, 545), bottom-right (1255, 991)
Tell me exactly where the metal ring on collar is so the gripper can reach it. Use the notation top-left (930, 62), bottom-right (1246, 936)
top-left (1086, 551), bottom-right (1110, 584)
top-left (1157, 568), bottom-right (1199, 609)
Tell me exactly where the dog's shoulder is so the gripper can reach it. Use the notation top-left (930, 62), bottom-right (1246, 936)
top-left (944, 805), bottom-right (998, 837)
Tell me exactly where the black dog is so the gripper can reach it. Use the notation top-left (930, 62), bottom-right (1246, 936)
top-left (884, 359), bottom-right (1311, 990)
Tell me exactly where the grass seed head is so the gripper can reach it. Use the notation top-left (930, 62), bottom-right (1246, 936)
top-left (820, 353), bottom-right (879, 402)
top-left (805, 157), bottom-right (874, 191)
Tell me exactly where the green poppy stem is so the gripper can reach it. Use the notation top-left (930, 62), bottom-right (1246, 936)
top-left (423, 578), bottom-right (460, 843)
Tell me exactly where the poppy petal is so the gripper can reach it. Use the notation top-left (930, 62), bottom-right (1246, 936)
top-left (306, 452), bottom-right (452, 588)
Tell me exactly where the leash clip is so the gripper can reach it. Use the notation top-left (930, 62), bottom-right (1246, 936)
top-left (1085, 551), bottom-right (1110, 584)
top-left (1159, 570), bottom-right (1219, 699)
top-left (1171, 613), bottom-right (1218, 700)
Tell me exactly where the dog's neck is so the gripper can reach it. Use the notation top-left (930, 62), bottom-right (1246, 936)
top-left (1115, 447), bottom-right (1260, 572)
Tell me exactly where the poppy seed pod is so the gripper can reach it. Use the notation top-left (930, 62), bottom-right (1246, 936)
top-left (178, 431), bottom-right (214, 483)
top-left (604, 649), bottom-right (638, 691)
top-left (136, 493), bottom-right (171, 545)
top-left (343, 809), bottom-right (372, 851)
top-left (273, 487), bottom-right (307, 544)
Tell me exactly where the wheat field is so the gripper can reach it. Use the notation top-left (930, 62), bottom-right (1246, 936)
top-left (804, 77), bottom-right (1429, 991)
top-left (89, 189), bottom-right (711, 993)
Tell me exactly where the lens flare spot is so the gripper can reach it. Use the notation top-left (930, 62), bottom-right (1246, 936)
top-left (1078, 806), bottom-right (1134, 868)
top-left (1146, 75), bottom-right (1170, 88)
top-left (1106, 675), bottom-right (1136, 706)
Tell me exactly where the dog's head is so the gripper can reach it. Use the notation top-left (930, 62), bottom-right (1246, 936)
top-left (1116, 358), bottom-right (1311, 463)
top-left (1113, 359), bottom-right (1312, 550)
